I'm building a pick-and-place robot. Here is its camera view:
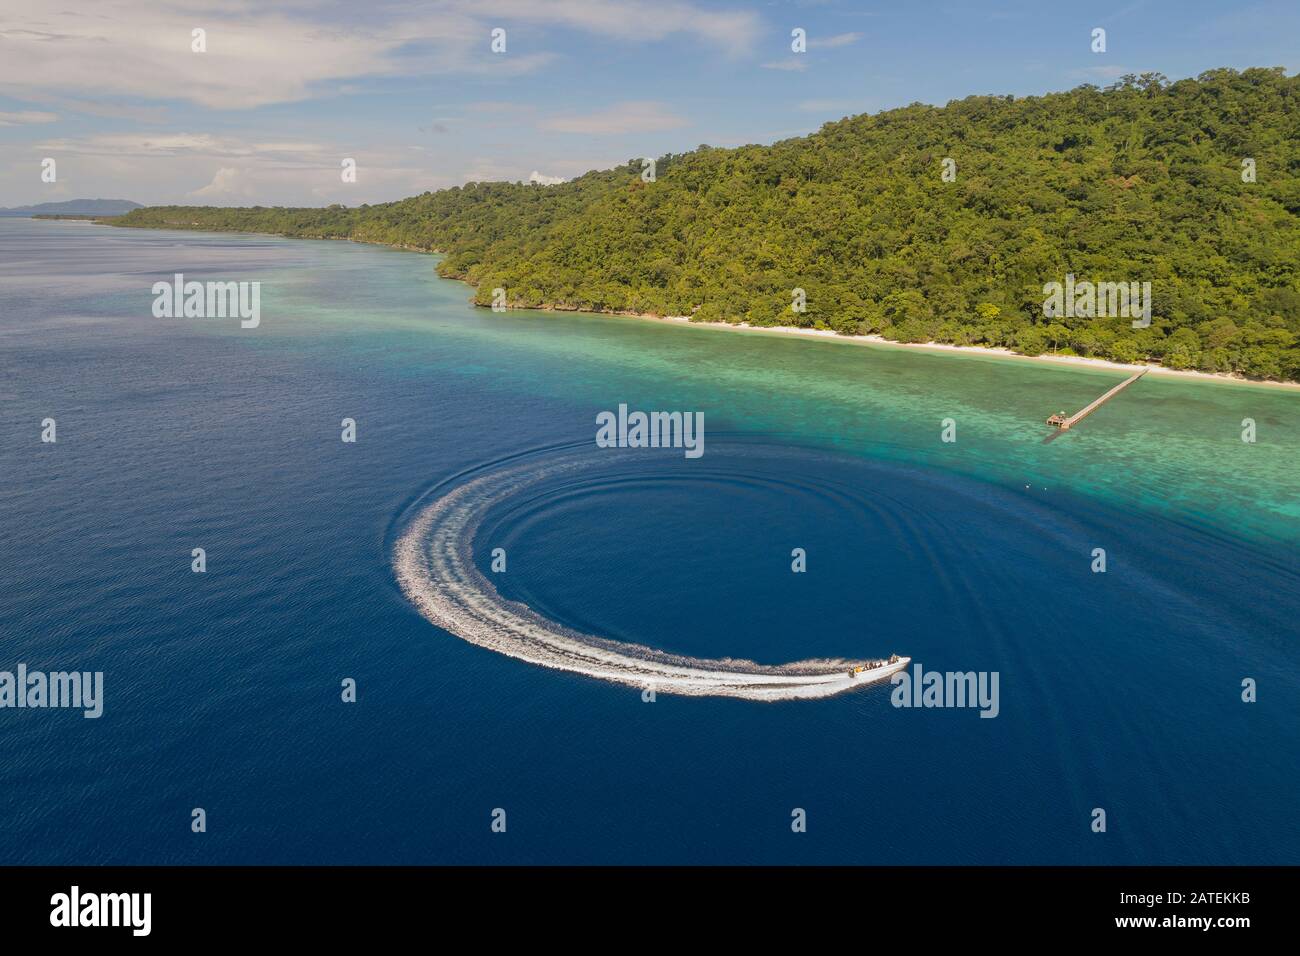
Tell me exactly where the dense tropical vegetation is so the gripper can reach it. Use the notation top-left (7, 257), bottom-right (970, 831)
top-left (113, 68), bottom-right (1300, 380)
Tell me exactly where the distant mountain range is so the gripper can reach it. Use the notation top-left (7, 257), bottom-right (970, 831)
top-left (0, 199), bottom-right (142, 217)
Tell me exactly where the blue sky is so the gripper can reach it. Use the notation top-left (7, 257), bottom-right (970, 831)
top-left (0, 0), bottom-right (1296, 207)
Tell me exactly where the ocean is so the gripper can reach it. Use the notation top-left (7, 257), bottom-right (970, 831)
top-left (1, 217), bottom-right (1296, 864)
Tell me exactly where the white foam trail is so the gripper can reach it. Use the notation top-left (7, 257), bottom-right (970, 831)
top-left (393, 450), bottom-right (907, 700)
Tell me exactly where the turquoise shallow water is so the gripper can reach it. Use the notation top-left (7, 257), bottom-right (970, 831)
top-left (251, 230), bottom-right (1300, 547)
top-left (1, 218), bottom-right (1296, 864)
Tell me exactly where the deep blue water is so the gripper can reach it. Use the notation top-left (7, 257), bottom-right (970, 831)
top-left (1, 218), bottom-right (1296, 864)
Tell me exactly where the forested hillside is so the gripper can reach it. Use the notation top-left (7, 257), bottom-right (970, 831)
top-left (113, 68), bottom-right (1300, 380)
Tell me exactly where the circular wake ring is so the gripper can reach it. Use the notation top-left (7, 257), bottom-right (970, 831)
top-left (393, 443), bottom-right (906, 700)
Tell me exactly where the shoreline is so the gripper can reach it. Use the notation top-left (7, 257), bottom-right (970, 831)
top-left (512, 304), bottom-right (1300, 391)
top-left (71, 220), bottom-right (1297, 391)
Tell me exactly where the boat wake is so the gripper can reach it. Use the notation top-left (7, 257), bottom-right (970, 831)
top-left (392, 444), bottom-right (907, 700)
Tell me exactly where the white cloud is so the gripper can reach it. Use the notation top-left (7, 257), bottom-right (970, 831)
top-left (0, 4), bottom-right (414, 110)
top-left (540, 100), bottom-right (687, 135)
top-left (0, 0), bottom-right (766, 205)
top-left (0, 0), bottom-right (759, 110)
top-left (460, 158), bottom-right (520, 183)
top-left (188, 166), bottom-right (254, 200)
top-left (21, 129), bottom-right (446, 206)
top-left (528, 170), bottom-right (566, 185)
top-left (0, 110), bottom-right (58, 125)
top-left (760, 30), bottom-right (860, 71)
top-left (34, 133), bottom-right (361, 169)
top-left (810, 31), bottom-right (863, 49)
top-left (476, 0), bottom-right (760, 51)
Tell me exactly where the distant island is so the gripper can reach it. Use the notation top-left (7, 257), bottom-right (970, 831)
top-left (3, 199), bottom-right (142, 218)
top-left (109, 69), bottom-right (1298, 382)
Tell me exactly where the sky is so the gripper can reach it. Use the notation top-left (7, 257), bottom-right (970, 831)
top-left (0, 0), bottom-right (1296, 207)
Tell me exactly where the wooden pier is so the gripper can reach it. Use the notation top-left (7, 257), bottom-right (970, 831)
top-left (1046, 367), bottom-right (1149, 431)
